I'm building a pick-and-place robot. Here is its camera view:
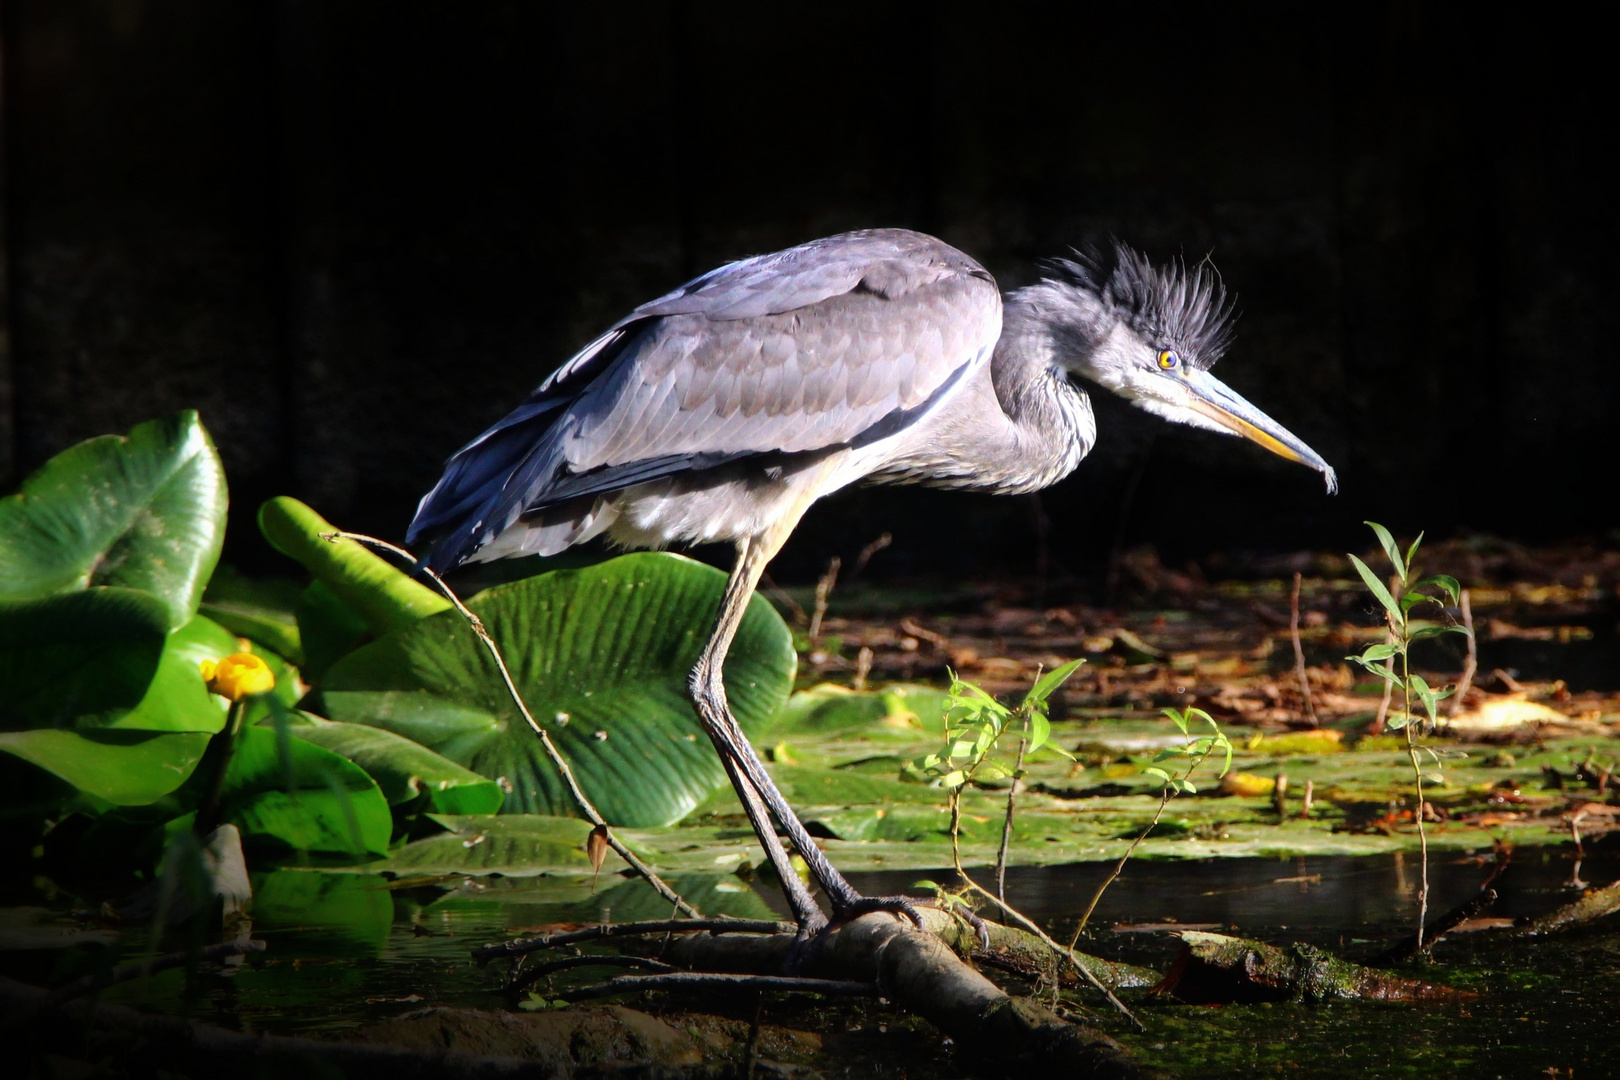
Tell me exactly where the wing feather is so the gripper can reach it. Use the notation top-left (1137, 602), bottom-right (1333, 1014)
top-left (410, 229), bottom-right (1000, 569)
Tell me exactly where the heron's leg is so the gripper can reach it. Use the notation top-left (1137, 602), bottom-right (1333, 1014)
top-left (715, 730), bottom-right (826, 933)
top-left (691, 529), bottom-right (923, 931)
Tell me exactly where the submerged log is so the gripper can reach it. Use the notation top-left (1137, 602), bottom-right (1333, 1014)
top-left (1519, 878), bottom-right (1620, 936)
top-left (1157, 932), bottom-right (1473, 1005)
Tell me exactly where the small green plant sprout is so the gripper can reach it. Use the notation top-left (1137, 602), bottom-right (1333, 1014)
top-left (910, 662), bottom-right (1142, 1027)
top-left (1346, 521), bottom-right (1468, 732)
top-left (1345, 521), bottom-right (1474, 956)
top-left (913, 878), bottom-right (978, 922)
top-left (1141, 706), bottom-right (1234, 796)
top-left (1072, 706), bottom-right (1232, 935)
top-left (912, 660), bottom-right (1082, 902)
top-left (911, 659), bottom-right (1082, 791)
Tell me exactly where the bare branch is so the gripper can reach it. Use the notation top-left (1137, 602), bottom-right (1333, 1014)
top-left (558, 972), bottom-right (878, 1002)
top-left (1290, 572), bottom-right (1319, 727)
top-left (473, 917), bottom-right (793, 963)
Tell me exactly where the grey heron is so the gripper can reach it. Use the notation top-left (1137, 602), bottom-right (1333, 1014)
top-left (408, 228), bottom-right (1335, 935)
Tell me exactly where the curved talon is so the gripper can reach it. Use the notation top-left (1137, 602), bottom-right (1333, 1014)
top-left (958, 907), bottom-right (993, 949)
top-left (833, 894), bottom-right (928, 929)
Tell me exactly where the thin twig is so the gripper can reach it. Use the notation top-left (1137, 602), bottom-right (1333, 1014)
top-left (741, 999), bottom-right (765, 1080)
top-left (849, 532), bottom-right (892, 581)
top-left (808, 556), bottom-right (840, 647)
top-left (949, 794), bottom-right (1141, 1030)
top-left (1290, 572), bottom-right (1319, 727)
top-left (36, 939), bottom-right (265, 1012)
top-left (558, 973), bottom-right (878, 1002)
top-left (1073, 729), bottom-right (1221, 936)
top-left (323, 531), bottom-right (698, 919)
top-left (508, 953), bottom-right (680, 995)
top-left (1448, 589), bottom-right (1476, 719)
top-left (995, 735), bottom-right (1028, 904)
top-left (472, 917), bottom-right (793, 963)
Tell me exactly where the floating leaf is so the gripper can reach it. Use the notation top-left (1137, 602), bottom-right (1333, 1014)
top-left (209, 726), bottom-right (392, 857)
top-left (296, 581), bottom-right (371, 682)
top-left (357, 814), bottom-right (595, 875)
top-left (289, 718), bottom-right (503, 814)
top-left (200, 566), bottom-right (305, 664)
top-left (0, 412), bottom-right (227, 630)
top-left (321, 553), bottom-right (795, 827)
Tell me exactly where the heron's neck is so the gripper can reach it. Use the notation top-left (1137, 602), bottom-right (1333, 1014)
top-left (958, 285), bottom-right (1100, 492)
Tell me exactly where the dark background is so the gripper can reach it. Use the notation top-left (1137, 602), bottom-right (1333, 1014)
top-left (2, 2), bottom-right (1612, 584)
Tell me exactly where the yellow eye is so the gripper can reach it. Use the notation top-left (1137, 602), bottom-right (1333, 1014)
top-left (1157, 349), bottom-right (1179, 370)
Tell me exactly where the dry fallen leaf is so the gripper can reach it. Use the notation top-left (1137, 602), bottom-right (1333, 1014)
top-left (586, 823), bottom-right (610, 890)
top-left (1442, 695), bottom-right (1569, 732)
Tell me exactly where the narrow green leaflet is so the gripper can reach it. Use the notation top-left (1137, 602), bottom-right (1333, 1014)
top-left (0, 412), bottom-right (227, 630)
top-left (321, 553), bottom-right (796, 827)
top-left (1028, 711), bottom-right (1051, 754)
top-left (1419, 574), bottom-right (1462, 607)
top-left (0, 729), bottom-right (211, 805)
top-left (290, 718), bottom-right (504, 814)
top-left (1027, 658), bottom-right (1086, 707)
top-left (1347, 553), bottom-right (1399, 621)
top-left (1365, 521), bottom-right (1405, 578)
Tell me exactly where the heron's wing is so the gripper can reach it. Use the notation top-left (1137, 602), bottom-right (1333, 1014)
top-left (410, 229), bottom-right (1000, 566)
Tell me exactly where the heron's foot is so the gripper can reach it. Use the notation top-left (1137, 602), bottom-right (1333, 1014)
top-left (831, 893), bottom-right (928, 930)
top-left (782, 911), bottom-right (831, 975)
top-left (958, 906), bottom-right (993, 950)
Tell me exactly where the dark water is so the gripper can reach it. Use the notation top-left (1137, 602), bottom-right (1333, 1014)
top-left (4, 839), bottom-right (1616, 1078)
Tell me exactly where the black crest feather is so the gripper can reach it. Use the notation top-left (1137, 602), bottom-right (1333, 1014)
top-left (1043, 241), bottom-right (1237, 369)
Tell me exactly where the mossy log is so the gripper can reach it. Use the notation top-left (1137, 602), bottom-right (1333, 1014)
top-left (927, 911), bottom-right (1160, 990)
top-left (1158, 932), bottom-right (1474, 1004)
top-left (662, 910), bottom-right (1156, 1078)
top-left (1519, 878), bottom-right (1620, 936)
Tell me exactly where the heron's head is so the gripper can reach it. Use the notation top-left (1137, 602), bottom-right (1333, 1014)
top-left (1038, 242), bottom-right (1337, 493)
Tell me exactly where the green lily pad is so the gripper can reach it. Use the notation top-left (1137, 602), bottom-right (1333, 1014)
top-left (0, 728), bottom-right (211, 805)
top-left (290, 719), bottom-right (504, 814)
top-left (0, 411), bottom-right (227, 630)
top-left (321, 552), bottom-right (796, 827)
top-left (199, 565), bottom-right (305, 664)
top-left (776, 683), bottom-right (954, 735)
top-left (212, 726), bottom-right (392, 857)
top-left (296, 580), bottom-right (371, 682)
top-left (361, 814), bottom-right (594, 875)
top-left (0, 588), bottom-right (170, 729)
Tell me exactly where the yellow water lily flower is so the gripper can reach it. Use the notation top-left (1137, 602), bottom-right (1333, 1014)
top-left (200, 653), bottom-right (275, 701)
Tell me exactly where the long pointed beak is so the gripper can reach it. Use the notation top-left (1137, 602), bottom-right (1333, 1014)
top-left (1183, 369), bottom-right (1338, 493)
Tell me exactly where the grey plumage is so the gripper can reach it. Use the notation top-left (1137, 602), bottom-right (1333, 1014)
top-left (408, 227), bottom-right (1334, 936)
top-left (410, 230), bottom-right (1001, 569)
